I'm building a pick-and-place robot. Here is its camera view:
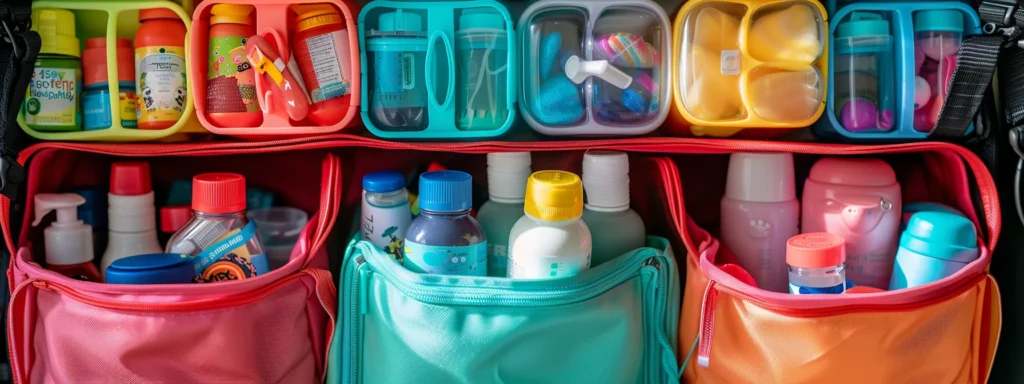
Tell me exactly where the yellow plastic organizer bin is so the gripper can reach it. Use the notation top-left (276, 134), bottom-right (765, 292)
top-left (20, 1), bottom-right (200, 142)
top-left (670, 0), bottom-right (829, 137)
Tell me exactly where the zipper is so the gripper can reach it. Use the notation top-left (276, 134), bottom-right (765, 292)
top-left (342, 255), bottom-right (369, 384)
top-left (7, 279), bottom-right (34, 384)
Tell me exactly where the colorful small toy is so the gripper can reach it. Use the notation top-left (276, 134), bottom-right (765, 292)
top-left (594, 33), bottom-right (659, 68)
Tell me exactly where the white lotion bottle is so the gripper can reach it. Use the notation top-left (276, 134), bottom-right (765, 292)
top-left (581, 150), bottom-right (645, 267)
top-left (477, 152), bottom-right (531, 277)
top-left (508, 171), bottom-right (592, 279)
top-left (101, 162), bottom-right (162, 279)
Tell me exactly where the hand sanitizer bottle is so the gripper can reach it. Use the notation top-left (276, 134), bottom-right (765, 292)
top-left (581, 150), bottom-right (645, 267)
top-left (508, 171), bottom-right (592, 279)
top-left (101, 162), bottom-right (162, 279)
top-left (477, 152), bottom-right (531, 277)
top-left (32, 193), bottom-right (102, 281)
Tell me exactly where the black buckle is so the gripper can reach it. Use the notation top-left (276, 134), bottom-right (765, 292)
top-left (0, 4), bottom-right (29, 60)
top-left (980, 0), bottom-right (1024, 48)
top-left (0, 154), bottom-right (23, 200)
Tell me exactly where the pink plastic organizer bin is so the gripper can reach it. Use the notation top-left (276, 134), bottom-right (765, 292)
top-left (189, 0), bottom-right (361, 138)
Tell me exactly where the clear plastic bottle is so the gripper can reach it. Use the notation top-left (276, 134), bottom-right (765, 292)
top-left (477, 152), bottom-right (531, 277)
top-left (508, 171), bottom-right (592, 279)
top-left (581, 150), bottom-right (645, 267)
top-left (787, 233), bottom-right (847, 294)
top-left (404, 171), bottom-right (487, 276)
top-left (361, 171), bottom-right (411, 264)
top-left (165, 173), bottom-right (269, 282)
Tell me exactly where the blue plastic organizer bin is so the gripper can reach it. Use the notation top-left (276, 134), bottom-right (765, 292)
top-left (812, 1), bottom-right (981, 142)
top-left (359, 0), bottom-right (518, 140)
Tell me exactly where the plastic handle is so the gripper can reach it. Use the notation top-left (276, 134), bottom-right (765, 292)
top-left (424, 30), bottom-right (455, 110)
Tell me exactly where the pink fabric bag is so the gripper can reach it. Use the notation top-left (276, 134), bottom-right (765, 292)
top-left (2, 144), bottom-right (341, 383)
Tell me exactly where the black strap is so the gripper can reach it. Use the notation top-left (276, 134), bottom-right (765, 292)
top-left (931, 0), bottom-right (1024, 139)
top-left (0, 0), bottom-right (36, 200)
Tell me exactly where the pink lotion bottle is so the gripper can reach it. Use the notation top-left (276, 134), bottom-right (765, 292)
top-left (801, 157), bottom-right (901, 289)
top-left (720, 153), bottom-right (800, 293)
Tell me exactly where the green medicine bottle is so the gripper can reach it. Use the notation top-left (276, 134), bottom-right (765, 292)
top-left (25, 8), bottom-right (82, 131)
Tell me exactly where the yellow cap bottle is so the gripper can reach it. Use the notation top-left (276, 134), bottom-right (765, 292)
top-left (31, 8), bottom-right (79, 57)
top-left (524, 171), bottom-right (583, 222)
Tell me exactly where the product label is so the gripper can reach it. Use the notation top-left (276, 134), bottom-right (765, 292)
top-left (193, 220), bottom-right (270, 282)
top-left (403, 240), bottom-right (487, 276)
top-left (789, 282), bottom-right (845, 295)
top-left (297, 29), bottom-right (351, 103)
top-left (720, 50), bottom-right (740, 75)
top-left (487, 243), bottom-right (508, 276)
top-left (82, 89), bottom-right (137, 129)
top-left (208, 36), bottom-right (258, 113)
top-left (361, 201), bottom-right (411, 264)
top-left (25, 67), bottom-right (78, 126)
top-left (506, 247), bottom-right (591, 279)
top-left (136, 46), bottom-right (186, 125)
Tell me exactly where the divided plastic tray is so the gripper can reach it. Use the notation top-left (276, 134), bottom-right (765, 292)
top-left (812, 1), bottom-right (981, 141)
top-left (518, 0), bottom-right (671, 136)
top-left (189, 0), bottom-right (361, 138)
top-left (20, 0), bottom-right (201, 142)
top-left (670, 0), bottom-right (830, 137)
top-left (358, 0), bottom-right (517, 140)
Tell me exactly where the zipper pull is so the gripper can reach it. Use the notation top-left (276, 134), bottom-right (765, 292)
top-left (356, 257), bottom-right (370, 316)
top-left (32, 280), bottom-right (49, 290)
top-left (642, 257), bottom-right (662, 270)
top-left (697, 281), bottom-right (719, 368)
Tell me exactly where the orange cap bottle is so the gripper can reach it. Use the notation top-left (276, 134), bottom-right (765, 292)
top-left (135, 8), bottom-right (187, 130)
top-left (292, 4), bottom-right (352, 126)
top-left (206, 4), bottom-right (261, 128)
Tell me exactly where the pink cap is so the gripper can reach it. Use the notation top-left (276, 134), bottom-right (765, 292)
top-left (192, 173), bottom-right (246, 214)
top-left (807, 158), bottom-right (897, 187)
top-left (110, 162), bottom-right (152, 196)
top-left (160, 205), bottom-right (192, 233)
top-left (786, 233), bottom-right (846, 269)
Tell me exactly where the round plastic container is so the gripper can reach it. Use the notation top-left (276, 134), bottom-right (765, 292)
top-left (82, 37), bottom-right (136, 130)
top-left (293, 4), bottom-right (354, 127)
top-left (366, 10), bottom-right (428, 131)
top-left (135, 8), bottom-right (187, 130)
top-left (249, 207), bottom-right (309, 271)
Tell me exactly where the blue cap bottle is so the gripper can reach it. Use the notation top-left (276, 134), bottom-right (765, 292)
top-left (404, 170), bottom-right (487, 276)
top-left (106, 253), bottom-right (196, 284)
top-left (889, 211), bottom-right (978, 290)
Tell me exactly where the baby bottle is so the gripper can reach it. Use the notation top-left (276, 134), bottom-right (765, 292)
top-left (787, 232), bottom-right (847, 295)
top-left (404, 171), bottom-right (487, 276)
top-left (165, 173), bottom-right (269, 282)
top-left (889, 211), bottom-right (978, 290)
top-left (456, 8), bottom-right (507, 131)
top-left (914, 10), bottom-right (963, 132)
top-left (801, 157), bottom-right (901, 289)
top-left (367, 10), bottom-right (428, 131)
top-left (833, 12), bottom-right (895, 132)
top-left (720, 153), bottom-right (799, 293)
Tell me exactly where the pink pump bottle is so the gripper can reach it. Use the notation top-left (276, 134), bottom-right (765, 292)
top-left (801, 157), bottom-right (901, 289)
top-left (720, 153), bottom-right (800, 293)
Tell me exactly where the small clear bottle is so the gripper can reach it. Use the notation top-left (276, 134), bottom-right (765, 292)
top-left (786, 233), bottom-right (847, 295)
top-left (477, 152), bottom-right (531, 277)
top-left (166, 173), bottom-right (269, 282)
top-left (361, 171), bottom-right (412, 263)
top-left (404, 171), bottom-right (487, 276)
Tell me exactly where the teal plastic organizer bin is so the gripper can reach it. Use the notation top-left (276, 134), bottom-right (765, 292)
top-left (358, 1), bottom-right (517, 140)
top-left (813, 1), bottom-right (981, 141)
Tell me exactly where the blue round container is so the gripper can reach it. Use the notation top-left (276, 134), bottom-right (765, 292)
top-left (889, 211), bottom-right (978, 290)
top-left (106, 253), bottom-right (196, 284)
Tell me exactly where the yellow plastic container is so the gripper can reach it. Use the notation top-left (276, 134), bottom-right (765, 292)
top-left (670, 0), bottom-right (829, 137)
top-left (20, 1), bottom-right (203, 142)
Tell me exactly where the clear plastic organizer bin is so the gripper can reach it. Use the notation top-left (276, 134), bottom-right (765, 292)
top-left (189, 0), bottom-right (362, 138)
top-left (812, 1), bottom-right (981, 142)
top-left (20, 1), bottom-right (202, 142)
top-left (518, 0), bottom-right (671, 136)
top-left (669, 0), bottom-right (829, 137)
top-left (358, 0), bottom-right (517, 140)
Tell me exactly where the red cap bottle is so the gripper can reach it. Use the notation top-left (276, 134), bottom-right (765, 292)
top-left (110, 161), bottom-right (153, 196)
top-left (192, 173), bottom-right (246, 213)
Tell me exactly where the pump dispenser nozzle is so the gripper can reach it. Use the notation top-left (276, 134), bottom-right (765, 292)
top-left (33, 193), bottom-right (95, 269)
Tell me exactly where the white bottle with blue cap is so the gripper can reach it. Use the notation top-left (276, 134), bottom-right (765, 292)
top-left (403, 170), bottom-right (487, 276)
top-left (361, 171), bottom-right (412, 264)
top-left (889, 211), bottom-right (979, 290)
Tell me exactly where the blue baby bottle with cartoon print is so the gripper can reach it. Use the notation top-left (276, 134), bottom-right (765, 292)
top-left (404, 170), bottom-right (488, 276)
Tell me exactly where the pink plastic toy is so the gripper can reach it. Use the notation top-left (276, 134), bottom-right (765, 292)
top-left (720, 153), bottom-right (800, 293)
top-left (801, 157), bottom-right (901, 289)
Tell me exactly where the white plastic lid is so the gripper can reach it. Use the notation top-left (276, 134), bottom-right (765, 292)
top-left (33, 193), bottom-right (93, 266)
top-left (725, 152), bottom-right (796, 203)
top-left (583, 150), bottom-right (631, 211)
top-left (487, 152), bottom-right (532, 203)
